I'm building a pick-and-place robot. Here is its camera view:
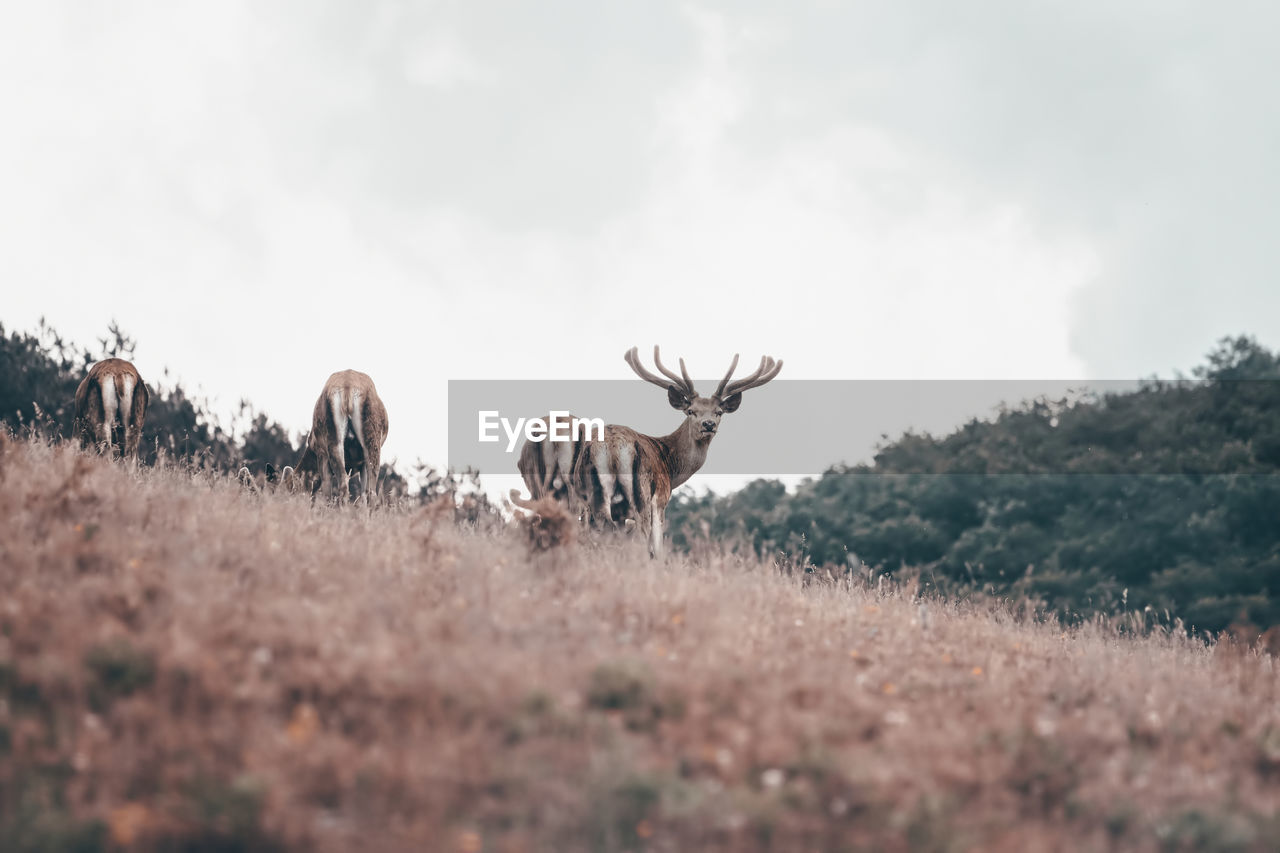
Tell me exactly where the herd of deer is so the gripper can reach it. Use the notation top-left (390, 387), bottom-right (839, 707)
top-left (71, 347), bottom-right (782, 557)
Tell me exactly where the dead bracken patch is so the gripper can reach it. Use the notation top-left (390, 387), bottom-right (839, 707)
top-left (509, 490), bottom-right (577, 553)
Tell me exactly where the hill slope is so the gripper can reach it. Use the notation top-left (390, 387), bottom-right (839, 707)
top-left (2, 435), bottom-right (1280, 851)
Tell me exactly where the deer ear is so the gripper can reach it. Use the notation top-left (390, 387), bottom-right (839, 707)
top-left (667, 386), bottom-right (691, 410)
top-left (720, 392), bottom-right (743, 413)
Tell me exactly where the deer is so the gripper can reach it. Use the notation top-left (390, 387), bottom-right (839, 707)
top-left (572, 346), bottom-right (782, 558)
top-left (280, 370), bottom-right (389, 504)
top-left (73, 358), bottom-right (150, 460)
top-left (512, 413), bottom-right (592, 517)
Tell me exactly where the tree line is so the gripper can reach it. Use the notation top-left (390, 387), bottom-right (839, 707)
top-left (7, 319), bottom-right (1278, 632)
top-left (666, 336), bottom-right (1280, 634)
top-left (0, 319), bottom-right (483, 506)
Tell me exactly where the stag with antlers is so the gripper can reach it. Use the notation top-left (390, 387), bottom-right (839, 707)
top-left (572, 346), bottom-right (782, 557)
top-left (73, 358), bottom-right (150, 460)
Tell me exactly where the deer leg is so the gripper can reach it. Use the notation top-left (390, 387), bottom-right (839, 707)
top-left (553, 439), bottom-right (575, 514)
top-left (572, 438), bottom-right (592, 524)
top-left (77, 384), bottom-right (100, 451)
top-left (123, 378), bottom-right (146, 461)
top-left (327, 391), bottom-right (351, 502)
top-left (649, 497), bottom-right (665, 560)
top-left (327, 441), bottom-right (348, 502)
top-left (362, 441), bottom-right (381, 507)
top-left (348, 398), bottom-right (374, 506)
top-left (592, 446), bottom-right (617, 527)
top-left (569, 442), bottom-right (593, 527)
top-left (316, 451), bottom-right (331, 501)
top-left (99, 379), bottom-right (119, 457)
top-left (539, 438), bottom-right (557, 497)
top-left (615, 445), bottom-right (638, 529)
top-left (123, 420), bottom-right (142, 461)
top-left (633, 496), bottom-right (652, 555)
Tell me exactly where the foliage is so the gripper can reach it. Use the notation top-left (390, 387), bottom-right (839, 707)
top-left (6, 318), bottom-right (1278, 629)
top-left (668, 336), bottom-right (1280, 632)
top-left (0, 319), bottom-right (281, 470)
top-left (0, 319), bottom-right (498, 514)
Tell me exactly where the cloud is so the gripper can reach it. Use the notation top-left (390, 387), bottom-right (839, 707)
top-left (711, 0), bottom-right (1280, 374)
top-left (6, 0), bottom-right (1267, 479)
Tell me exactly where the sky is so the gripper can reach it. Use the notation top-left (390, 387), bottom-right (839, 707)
top-left (3, 1), bottom-right (1278, 485)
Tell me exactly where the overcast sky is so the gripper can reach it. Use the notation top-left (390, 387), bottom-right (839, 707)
top-left (3, 1), bottom-right (1278, 478)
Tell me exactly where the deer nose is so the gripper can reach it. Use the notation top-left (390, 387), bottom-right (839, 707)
top-left (701, 419), bottom-right (717, 432)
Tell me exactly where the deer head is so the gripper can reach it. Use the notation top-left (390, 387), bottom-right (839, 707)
top-left (623, 346), bottom-right (783, 440)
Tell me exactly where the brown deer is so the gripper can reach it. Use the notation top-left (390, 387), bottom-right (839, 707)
top-left (73, 358), bottom-right (150, 459)
top-left (573, 346), bottom-right (782, 557)
top-left (513, 413), bottom-right (593, 515)
top-left (281, 370), bottom-right (389, 503)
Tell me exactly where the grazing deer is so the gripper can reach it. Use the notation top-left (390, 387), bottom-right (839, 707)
top-left (574, 346), bottom-right (782, 557)
top-left (513, 413), bottom-right (592, 515)
top-left (281, 370), bottom-right (388, 503)
top-left (73, 358), bottom-right (150, 459)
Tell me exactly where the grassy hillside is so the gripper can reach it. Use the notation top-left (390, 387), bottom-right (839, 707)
top-left (3, 435), bottom-right (1280, 851)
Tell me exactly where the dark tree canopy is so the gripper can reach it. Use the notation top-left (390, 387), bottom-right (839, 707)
top-left (0, 319), bottom-right (487, 510)
top-left (667, 336), bottom-right (1280, 633)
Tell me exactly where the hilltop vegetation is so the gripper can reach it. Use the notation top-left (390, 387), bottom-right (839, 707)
top-left (0, 319), bottom-right (489, 506)
top-left (0, 320), bottom-right (296, 472)
top-left (3, 435), bottom-right (1280, 851)
top-left (6, 319), bottom-right (1280, 632)
top-left (669, 336), bottom-right (1280, 634)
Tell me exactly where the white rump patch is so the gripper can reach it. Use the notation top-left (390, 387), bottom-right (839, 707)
top-left (330, 389), bottom-right (349, 452)
top-left (348, 389), bottom-right (365, 449)
top-left (99, 375), bottom-right (118, 444)
top-left (118, 374), bottom-right (135, 431)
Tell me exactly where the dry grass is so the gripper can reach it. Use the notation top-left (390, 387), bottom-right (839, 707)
top-left (2, 433), bottom-right (1280, 852)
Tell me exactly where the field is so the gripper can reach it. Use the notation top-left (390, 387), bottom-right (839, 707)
top-left (2, 434), bottom-right (1280, 852)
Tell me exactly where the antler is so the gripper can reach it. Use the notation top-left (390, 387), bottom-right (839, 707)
top-left (716, 354), bottom-right (783, 398)
top-left (624, 346), bottom-right (697, 397)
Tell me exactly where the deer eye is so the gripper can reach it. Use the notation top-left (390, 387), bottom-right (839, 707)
top-left (685, 409), bottom-right (694, 416)
top-left (714, 409), bottom-right (724, 416)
